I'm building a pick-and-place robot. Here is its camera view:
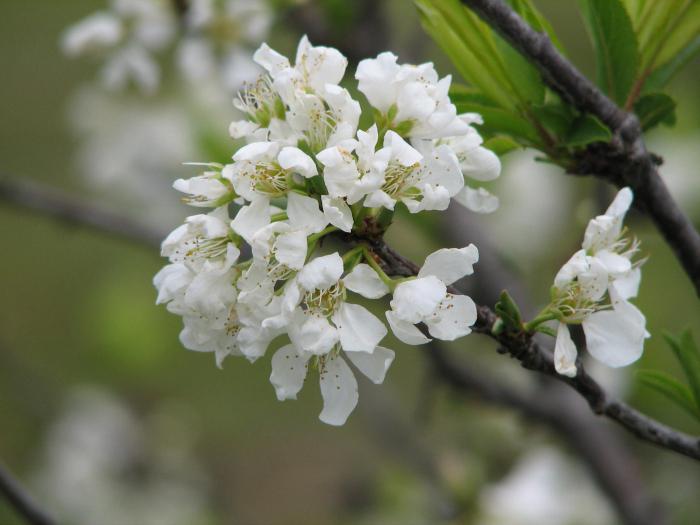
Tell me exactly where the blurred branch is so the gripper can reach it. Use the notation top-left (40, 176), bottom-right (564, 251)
top-left (460, 0), bottom-right (700, 297)
top-left (0, 175), bottom-right (163, 248)
top-left (286, 0), bottom-right (389, 65)
top-left (367, 238), bottom-right (700, 461)
top-left (0, 462), bottom-right (57, 525)
top-left (170, 0), bottom-right (189, 18)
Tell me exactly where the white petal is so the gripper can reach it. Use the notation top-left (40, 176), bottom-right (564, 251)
top-left (595, 250), bottom-right (632, 276)
top-left (298, 253), bottom-right (344, 290)
top-left (390, 276), bottom-right (446, 324)
top-left (582, 300), bottom-right (646, 367)
top-left (233, 140), bottom-right (279, 162)
top-left (553, 249), bottom-right (588, 290)
top-left (418, 244), bottom-right (479, 285)
top-left (453, 186), bottom-right (499, 214)
top-left (319, 355), bottom-right (358, 426)
top-left (231, 198), bottom-right (270, 243)
top-left (322, 195), bottom-right (354, 232)
top-left (288, 311), bottom-right (339, 355)
top-left (278, 147), bottom-right (317, 178)
top-left (333, 303), bottom-right (387, 353)
top-left (424, 293), bottom-right (477, 341)
top-left (461, 146), bottom-right (501, 181)
top-left (229, 120), bottom-right (260, 139)
top-left (606, 187), bottom-right (633, 218)
top-left (275, 230), bottom-right (308, 270)
top-left (287, 192), bottom-right (328, 234)
top-left (611, 267), bottom-right (641, 300)
top-left (554, 323), bottom-right (578, 377)
top-left (355, 52), bottom-right (400, 112)
top-left (386, 311), bottom-right (430, 345)
top-left (384, 131), bottom-right (423, 166)
top-left (346, 346), bottom-right (395, 384)
top-left (270, 344), bottom-right (310, 400)
top-left (343, 263), bottom-right (389, 299)
top-left (253, 42), bottom-right (290, 77)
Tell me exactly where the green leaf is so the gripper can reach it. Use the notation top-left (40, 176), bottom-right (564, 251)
top-left (645, 35), bottom-right (700, 92)
top-left (495, 290), bottom-right (523, 332)
top-left (415, 0), bottom-right (516, 110)
top-left (493, 33), bottom-right (545, 105)
top-left (652, 1), bottom-right (700, 71)
top-left (483, 136), bottom-right (522, 156)
top-left (665, 330), bottom-right (700, 407)
top-left (564, 114), bottom-right (612, 146)
top-left (454, 100), bottom-right (541, 144)
top-left (531, 102), bottom-right (575, 137)
top-left (637, 370), bottom-right (700, 421)
top-left (633, 93), bottom-right (677, 131)
top-left (579, 0), bottom-right (640, 105)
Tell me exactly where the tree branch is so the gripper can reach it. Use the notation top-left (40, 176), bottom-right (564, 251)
top-left (368, 238), bottom-right (700, 461)
top-left (0, 175), bottom-right (163, 248)
top-left (460, 0), bottom-right (700, 297)
top-left (0, 462), bottom-right (57, 525)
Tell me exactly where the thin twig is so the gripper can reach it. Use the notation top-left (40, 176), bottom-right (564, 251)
top-left (460, 0), bottom-right (700, 297)
top-left (369, 238), bottom-right (700, 461)
top-left (0, 176), bottom-right (163, 248)
top-left (0, 462), bottom-right (57, 525)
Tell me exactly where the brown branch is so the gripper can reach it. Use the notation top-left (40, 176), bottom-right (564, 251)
top-left (459, 0), bottom-right (700, 297)
top-left (0, 462), bottom-right (57, 525)
top-left (0, 175), bottom-right (163, 249)
top-left (369, 238), bottom-right (700, 461)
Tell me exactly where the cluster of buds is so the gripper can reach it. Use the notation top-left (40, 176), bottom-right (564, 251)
top-left (154, 36), bottom-right (500, 424)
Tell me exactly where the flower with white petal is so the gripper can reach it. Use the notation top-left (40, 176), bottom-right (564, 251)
top-left (387, 245), bottom-right (479, 344)
top-left (549, 188), bottom-right (648, 377)
top-left (442, 114), bottom-right (501, 214)
top-left (364, 131), bottom-right (464, 213)
top-left (356, 52), bottom-right (468, 139)
top-left (268, 252), bottom-right (394, 425)
top-left (173, 163), bottom-right (237, 207)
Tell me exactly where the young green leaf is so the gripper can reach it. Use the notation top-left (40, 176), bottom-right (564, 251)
top-left (578, 0), bottom-right (640, 105)
top-left (495, 290), bottom-right (523, 332)
top-left (507, 0), bottom-right (566, 52)
top-left (665, 330), bottom-right (700, 407)
top-left (644, 35), bottom-right (700, 93)
top-left (637, 370), bottom-right (700, 421)
top-left (483, 136), bottom-right (522, 156)
top-left (565, 114), bottom-right (612, 146)
top-left (634, 93), bottom-right (677, 131)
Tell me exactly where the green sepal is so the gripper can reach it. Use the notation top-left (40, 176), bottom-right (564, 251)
top-left (634, 93), bottom-right (677, 131)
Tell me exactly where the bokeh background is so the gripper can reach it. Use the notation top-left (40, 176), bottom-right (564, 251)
top-left (1, 1), bottom-right (699, 524)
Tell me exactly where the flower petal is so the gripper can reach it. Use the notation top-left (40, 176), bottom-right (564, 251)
top-left (275, 230), bottom-right (308, 270)
top-left (270, 344), bottom-right (310, 400)
top-left (386, 311), bottom-right (430, 345)
top-left (453, 186), bottom-right (499, 214)
top-left (554, 323), bottom-right (577, 377)
top-left (298, 253), bottom-right (344, 290)
top-left (424, 293), bottom-right (477, 341)
top-left (344, 263), bottom-right (389, 299)
top-left (319, 355), bottom-right (358, 426)
top-left (334, 303), bottom-right (387, 353)
top-left (287, 192), bottom-right (328, 234)
top-left (390, 276), bottom-right (446, 324)
top-left (346, 346), bottom-right (395, 384)
top-left (321, 195), bottom-right (354, 232)
top-left (278, 147), bottom-right (317, 178)
top-left (288, 310), bottom-right (339, 355)
top-left (582, 299), bottom-right (646, 368)
top-left (418, 245), bottom-right (479, 285)
top-left (231, 197), bottom-right (270, 243)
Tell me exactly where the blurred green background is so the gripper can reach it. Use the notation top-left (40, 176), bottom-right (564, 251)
top-left (1, 1), bottom-right (699, 524)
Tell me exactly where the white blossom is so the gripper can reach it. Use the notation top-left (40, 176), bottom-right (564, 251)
top-left (551, 188), bottom-right (648, 377)
top-left (387, 246), bottom-right (479, 344)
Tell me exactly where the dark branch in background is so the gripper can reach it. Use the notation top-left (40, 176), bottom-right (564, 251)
top-left (0, 176), bottom-right (163, 248)
top-left (0, 462), bottom-right (57, 525)
top-left (170, 0), bottom-right (189, 19)
top-left (368, 238), bottom-right (700, 461)
top-left (460, 0), bottom-right (700, 297)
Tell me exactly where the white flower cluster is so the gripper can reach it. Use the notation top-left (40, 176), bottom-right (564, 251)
top-left (155, 36), bottom-right (500, 425)
top-left (62, 0), bottom-right (272, 94)
top-left (550, 188), bottom-right (648, 377)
